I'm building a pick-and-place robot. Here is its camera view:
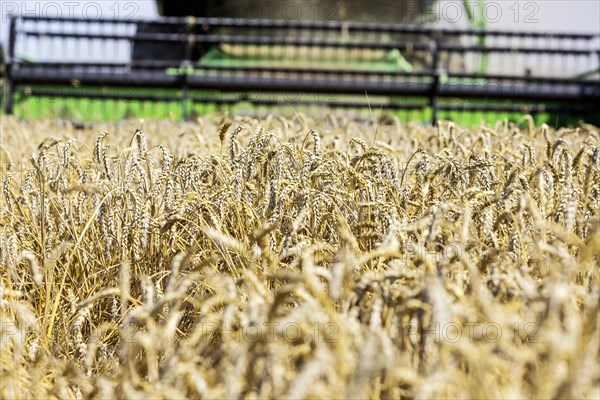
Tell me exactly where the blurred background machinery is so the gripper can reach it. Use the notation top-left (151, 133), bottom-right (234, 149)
top-left (1, 1), bottom-right (598, 125)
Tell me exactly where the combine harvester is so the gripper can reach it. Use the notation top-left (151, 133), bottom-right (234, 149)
top-left (1, 0), bottom-right (599, 125)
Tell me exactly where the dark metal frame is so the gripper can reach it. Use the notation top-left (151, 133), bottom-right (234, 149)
top-left (3, 15), bottom-right (600, 123)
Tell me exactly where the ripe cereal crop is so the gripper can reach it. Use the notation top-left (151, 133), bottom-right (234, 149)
top-left (0, 115), bottom-right (599, 399)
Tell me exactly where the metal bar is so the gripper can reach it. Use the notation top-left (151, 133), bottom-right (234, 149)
top-left (18, 15), bottom-right (600, 40)
top-left (15, 61), bottom-right (186, 70)
top-left (438, 103), bottom-right (598, 114)
top-left (20, 30), bottom-right (184, 43)
top-left (181, 16), bottom-right (195, 120)
top-left (430, 40), bottom-right (440, 126)
top-left (438, 82), bottom-right (600, 101)
top-left (12, 70), bottom-right (600, 102)
top-left (18, 30), bottom-right (597, 56)
top-left (14, 62), bottom-right (600, 86)
top-left (11, 70), bottom-right (435, 95)
top-left (192, 96), bottom-right (427, 110)
top-left (443, 72), bottom-right (600, 85)
top-left (437, 44), bottom-right (597, 55)
top-left (13, 62), bottom-right (436, 77)
top-left (4, 16), bottom-right (17, 115)
top-left (12, 69), bottom-right (183, 87)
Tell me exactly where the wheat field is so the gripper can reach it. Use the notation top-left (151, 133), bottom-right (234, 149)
top-left (0, 114), bottom-right (598, 399)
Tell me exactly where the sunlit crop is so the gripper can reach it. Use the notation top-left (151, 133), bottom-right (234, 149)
top-left (1, 115), bottom-right (598, 399)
